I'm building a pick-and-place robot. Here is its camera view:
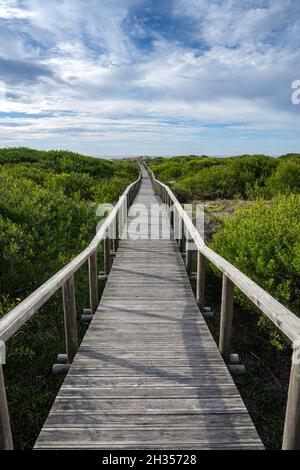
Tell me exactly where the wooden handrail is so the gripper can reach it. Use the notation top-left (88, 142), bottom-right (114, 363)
top-left (146, 163), bottom-right (300, 450)
top-left (0, 173), bottom-right (142, 344)
top-left (0, 171), bottom-right (142, 449)
top-left (147, 166), bottom-right (300, 343)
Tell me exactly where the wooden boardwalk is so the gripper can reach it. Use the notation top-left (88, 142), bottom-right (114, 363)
top-left (35, 171), bottom-right (263, 450)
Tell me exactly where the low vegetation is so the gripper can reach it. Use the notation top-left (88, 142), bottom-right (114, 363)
top-left (148, 153), bottom-right (300, 333)
top-left (1, 148), bottom-right (299, 449)
top-left (149, 154), bottom-right (300, 200)
top-left (149, 153), bottom-right (300, 449)
top-left (211, 194), bottom-right (300, 348)
top-left (0, 147), bottom-right (138, 448)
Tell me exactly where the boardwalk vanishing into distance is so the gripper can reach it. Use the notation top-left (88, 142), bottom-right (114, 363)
top-left (35, 169), bottom-right (263, 449)
top-left (2, 165), bottom-right (300, 450)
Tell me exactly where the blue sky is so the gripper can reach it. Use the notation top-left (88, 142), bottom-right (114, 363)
top-left (0, 0), bottom-right (300, 156)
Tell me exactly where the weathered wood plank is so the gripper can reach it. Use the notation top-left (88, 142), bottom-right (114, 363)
top-left (36, 427), bottom-right (262, 448)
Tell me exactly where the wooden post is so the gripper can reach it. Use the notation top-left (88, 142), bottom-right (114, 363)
top-left (118, 204), bottom-right (123, 241)
top-left (282, 344), bottom-right (300, 450)
top-left (196, 251), bottom-right (206, 312)
top-left (128, 190), bottom-right (131, 208)
top-left (173, 206), bottom-right (176, 240)
top-left (123, 197), bottom-right (127, 234)
top-left (127, 191), bottom-right (130, 209)
top-left (62, 275), bottom-right (78, 364)
top-left (104, 234), bottom-right (111, 275)
top-left (185, 232), bottom-right (192, 276)
top-left (0, 365), bottom-right (13, 450)
top-left (114, 215), bottom-right (119, 252)
top-left (180, 219), bottom-right (185, 253)
top-left (219, 274), bottom-right (234, 362)
top-left (170, 203), bottom-right (174, 228)
top-left (88, 251), bottom-right (98, 314)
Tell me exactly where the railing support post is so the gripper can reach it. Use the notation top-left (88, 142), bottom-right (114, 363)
top-left (174, 207), bottom-right (178, 243)
top-left (0, 364), bottom-right (13, 450)
top-left (196, 251), bottom-right (206, 312)
top-left (180, 220), bottom-right (185, 253)
top-left (62, 275), bottom-right (78, 363)
top-left (122, 196), bottom-right (127, 236)
top-left (219, 274), bottom-right (234, 362)
top-left (88, 251), bottom-right (98, 314)
top-left (282, 343), bottom-right (300, 450)
top-left (170, 203), bottom-right (174, 228)
top-left (113, 215), bottom-right (119, 253)
top-left (185, 232), bottom-right (192, 276)
top-left (104, 233), bottom-right (111, 275)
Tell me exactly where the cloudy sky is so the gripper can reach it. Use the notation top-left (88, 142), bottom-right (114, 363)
top-left (0, 0), bottom-right (300, 156)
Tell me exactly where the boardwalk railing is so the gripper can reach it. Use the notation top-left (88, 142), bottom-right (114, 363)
top-left (146, 164), bottom-right (300, 450)
top-left (0, 172), bottom-right (142, 450)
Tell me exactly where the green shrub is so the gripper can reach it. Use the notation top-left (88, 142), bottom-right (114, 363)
top-left (0, 164), bottom-right (50, 185)
top-left (0, 175), bottom-right (97, 295)
top-left (93, 177), bottom-right (133, 203)
top-left (211, 194), bottom-right (300, 348)
top-left (149, 155), bottom-right (278, 201)
top-left (0, 147), bottom-right (139, 180)
top-left (279, 153), bottom-right (300, 161)
top-left (45, 172), bottom-right (95, 200)
top-left (172, 185), bottom-right (192, 203)
top-left (267, 160), bottom-right (300, 195)
top-left (0, 147), bottom-right (138, 448)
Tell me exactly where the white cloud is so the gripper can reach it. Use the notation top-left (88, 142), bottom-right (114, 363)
top-left (0, 0), bottom-right (33, 19)
top-left (0, 0), bottom-right (299, 154)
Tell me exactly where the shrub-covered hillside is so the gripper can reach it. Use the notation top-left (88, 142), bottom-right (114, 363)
top-left (148, 153), bottom-right (300, 333)
top-left (148, 154), bottom-right (300, 201)
top-left (0, 147), bottom-right (138, 448)
top-left (150, 154), bottom-right (300, 338)
top-left (211, 194), bottom-right (300, 346)
top-left (149, 153), bottom-right (300, 449)
top-left (0, 147), bottom-right (138, 300)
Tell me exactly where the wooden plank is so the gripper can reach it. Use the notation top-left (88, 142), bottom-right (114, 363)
top-left (58, 386), bottom-right (240, 399)
top-left (36, 427), bottom-right (262, 449)
top-left (43, 412), bottom-right (256, 428)
top-left (50, 397), bottom-right (248, 414)
top-left (60, 376), bottom-right (235, 388)
top-left (35, 443), bottom-right (263, 450)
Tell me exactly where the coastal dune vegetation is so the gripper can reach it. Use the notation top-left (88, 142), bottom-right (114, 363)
top-left (0, 147), bottom-right (138, 448)
top-left (149, 153), bottom-right (300, 449)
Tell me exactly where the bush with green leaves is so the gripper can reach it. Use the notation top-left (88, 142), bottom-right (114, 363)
top-left (92, 177), bottom-right (134, 203)
top-left (211, 194), bottom-right (300, 348)
top-left (149, 154), bottom-right (279, 201)
top-left (45, 172), bottom-right (95, 200)
top-left (266, 160), bottom-right (300, 195)
top-left (0, 147), bottom-right (139, 181)
top-left (0, 147), bottom-right (138, 448)
top-left (0, 175), bottom-right (97, 296)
